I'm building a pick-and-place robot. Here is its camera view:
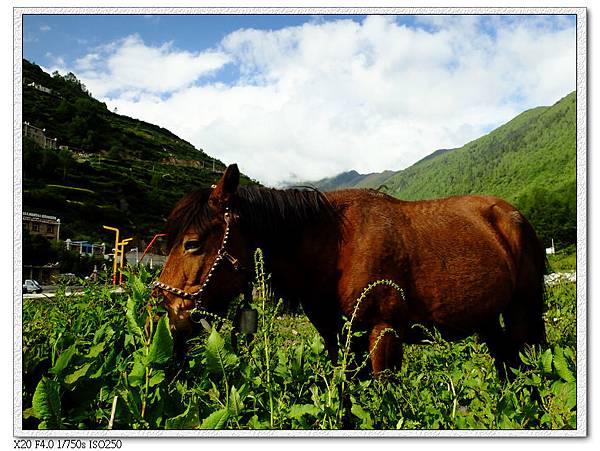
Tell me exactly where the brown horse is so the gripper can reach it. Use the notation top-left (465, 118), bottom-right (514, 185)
top-left (154, 164), bottom-right (546, 375)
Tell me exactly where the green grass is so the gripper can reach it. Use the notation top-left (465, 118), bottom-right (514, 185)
top-left (547, 246), bottom-right (577, 272)
top-left (22, 261), bottom-right (577, 431)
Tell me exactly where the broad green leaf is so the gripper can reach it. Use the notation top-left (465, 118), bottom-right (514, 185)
top-left (309, 385), bottom-right (323, 409)
top-left (288, 404), bottom-right (321, 419)
top-left (563, 346), bottom-right (576, 363)
top-left (248, 414), bottom-right (270, 429)
top-left (126, 296), bottom-right (144, 342)
top-left (124, 333), bottom-right (134, 348)
top-left (550, 380), bottom-right (577, 412)
top-left (119, 389), bottom-right (144, 423)
top-left (569, 414), bottom-right (577, 429)
top-left (292, 345), bottom-right (303, 376)
top-left (49, 344), bottom-right (77, 376)
top-left (130, 275), bottom-right (147, 301)
top-left (90, 348), bottom-right (117, 379)
top-left (64, 363), bottom-right (92, 385)
top-left (85, 342), bottom-right (105, 359)
top-left (32, 377), bottom-right (62, 429)
top-left (541, 348), bottom-right (553, 374)
top-left (146, 315), bottom-right (173, 366)
top-left (310, 335), bottom-right (324, 355)
top-left (23, 407), bottom-right (35, 419)
top-left (565, 381), bottom-right (577, 410)
top-left (351, 403), bottom-right (374, 429)
top-left (165, 400), bottom-right (200, 429)
top-left (553, 346), bottom-right (575, 382)
top-left (205, 329), bottom-right (238, 376)
top-left (92, 323), bottom-right (108, 344)
top-left (128, 361), bottom-right (146, 387)
top-left (274, 352), bottom-right (289, 379)
top-left (149, 370), bottom-right (165, 387)
top-left (229, 385), bottom-right (243, 417)
top-left (199, 408), bottom-right (229, 429)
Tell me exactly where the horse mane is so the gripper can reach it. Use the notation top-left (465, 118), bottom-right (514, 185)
top-left (166, 185), bottom-right (339, 251)
top-left (165, 188), bottom-right (213, 252)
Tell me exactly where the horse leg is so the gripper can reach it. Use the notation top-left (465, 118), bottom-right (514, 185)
top-left (369, 322), bottom-right (404, 374)
top-left (321, 327), bottom-right (340, 363)
top-left (301, 300), bottom-right (343, 363)
top-left (502, 292), bottom-right (546, 370)
top-left (479, 316), bottom-right (512, 379)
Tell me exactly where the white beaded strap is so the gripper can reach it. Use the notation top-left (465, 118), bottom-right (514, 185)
top-left (152, 209), bottom-right (240, 313)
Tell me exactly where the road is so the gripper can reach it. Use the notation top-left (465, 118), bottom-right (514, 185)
top-left (22, 285), bottom-right (125, 299)
top-left (22, 272), bottom-right (576, 300)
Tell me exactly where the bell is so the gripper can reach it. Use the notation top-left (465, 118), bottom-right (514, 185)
top-left (238, 308), bottom-right (258, 334)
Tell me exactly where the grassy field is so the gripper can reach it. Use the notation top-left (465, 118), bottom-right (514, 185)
top-left (547, 245), bottom-right (577, 272)
top-left (21, 256), bottom-right (577, 431)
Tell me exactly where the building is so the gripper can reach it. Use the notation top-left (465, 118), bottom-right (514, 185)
top-left (23, 211), bottom-right (60, 241)
top-left (23, 122), bottom-right (58, 150)
top-left (65, 239), bottom-right (105, 256)
top-left (23, 263), bottom-right (60, 284)
top-left (27, 81), bottom-right (53, 94)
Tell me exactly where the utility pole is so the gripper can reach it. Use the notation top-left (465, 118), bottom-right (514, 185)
top-left (118, 238), bottom-right (133, 285)
top-left (103, 225), bottom-right (120, 285)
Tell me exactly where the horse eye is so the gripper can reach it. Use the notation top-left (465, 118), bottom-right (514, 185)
top-left (183, 240), bottom-right (202, 252)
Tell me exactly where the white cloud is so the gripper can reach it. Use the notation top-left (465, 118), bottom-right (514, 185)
top-left (55, 34), bottom-right (231, 98)
top-left (49, 16), bottom-right (575, 186)
top-left (44, 52), bottom-right (65, 68)
top-left (74, 53), bottom-right (100, 71)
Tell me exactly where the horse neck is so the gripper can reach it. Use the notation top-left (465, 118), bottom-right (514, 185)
top-left (244, 215), bottom-right (339, 258)
top-left (245, 219), bottom-right (341, 302)
top-left (237, 198), bottom-right (342, 289)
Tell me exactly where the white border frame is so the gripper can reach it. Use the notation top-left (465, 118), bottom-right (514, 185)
top-left (13, 6), bottom-right (587, 438)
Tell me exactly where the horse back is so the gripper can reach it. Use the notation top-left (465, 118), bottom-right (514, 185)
top-left (327, 190), bottom-right (545, 333)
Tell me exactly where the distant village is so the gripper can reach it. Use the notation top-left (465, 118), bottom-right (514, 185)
top-left (23, 209), bottom-right (166, 283)
top-left (22, 81), bottom-right (193, 284)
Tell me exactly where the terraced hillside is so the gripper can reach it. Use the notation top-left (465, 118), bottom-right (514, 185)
top-left (22, 59), bottom-right (255, 244)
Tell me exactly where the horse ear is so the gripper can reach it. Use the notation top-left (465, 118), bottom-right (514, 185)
top-left (209, 164), bottom-right (240, 211)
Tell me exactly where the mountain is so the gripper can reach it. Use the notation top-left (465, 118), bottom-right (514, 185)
top-left (299, 150), bottom-right (457, 192)
top-left (297, 169), bottom-right (396, 191)
top-left (384, 92), bottom-right (576, 247)
top-left (21, 59), bottom-right (255, 245)
top-left (303, 92), bottom-right (576, 246)
top-left (383, 93), bottom-right (575, 203)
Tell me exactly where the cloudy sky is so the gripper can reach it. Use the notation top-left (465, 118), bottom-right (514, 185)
top-left (23, 14), bottom-right (576, 186)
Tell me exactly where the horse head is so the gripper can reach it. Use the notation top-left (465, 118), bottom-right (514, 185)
top-left (154, 164), bottom-right (252, 335)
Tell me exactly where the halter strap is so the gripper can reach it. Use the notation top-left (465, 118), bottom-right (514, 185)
top-left (152, 209), bottom-right (242, 317)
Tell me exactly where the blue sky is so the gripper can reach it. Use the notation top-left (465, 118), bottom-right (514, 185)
top-left (24, 14), bottom-right (366, 67)
top-left (23, 14), bottom-right (574, 74)
top-left (22, 13), bottom-right (576, 185)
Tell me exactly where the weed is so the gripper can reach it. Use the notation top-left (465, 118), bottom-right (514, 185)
top-left (22, 253), bottom-right (577, 430)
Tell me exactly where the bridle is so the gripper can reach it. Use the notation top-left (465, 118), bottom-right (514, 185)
top-left (152, 207), bottom-right (244, 322)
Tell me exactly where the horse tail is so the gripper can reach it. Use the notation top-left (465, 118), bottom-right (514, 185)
top-left (494, 204), bottom-right (547, 352)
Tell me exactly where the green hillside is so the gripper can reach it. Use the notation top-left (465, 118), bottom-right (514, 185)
top-left (385, 93), bottom-right (575, 201)
top-left (304, 93), bottom-right (576, 248)
top-left (384, 92), bottom-right (576, 247)
top-left (22, 59), bottom-right (255, 246)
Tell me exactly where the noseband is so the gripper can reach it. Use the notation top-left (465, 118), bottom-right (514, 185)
top-left (152, 208), bottom-right (243, 320)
